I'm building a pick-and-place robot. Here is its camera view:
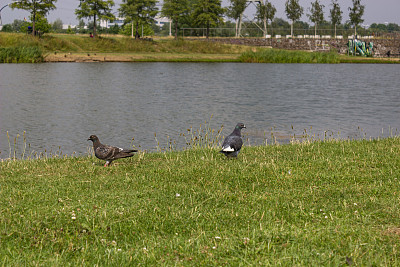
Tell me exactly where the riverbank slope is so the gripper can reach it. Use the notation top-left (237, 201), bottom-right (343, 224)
top-left (1, 138), bottom-right (400, 265)
top-left (0, 32), bottom-right (400, 63)
top-left (1, 33), bottom-right (400, 63)
top-left (0, 33), bottom-right (250, 63)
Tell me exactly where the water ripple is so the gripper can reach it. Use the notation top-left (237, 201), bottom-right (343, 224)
top-left (0, 62), bottom-right (399, 158)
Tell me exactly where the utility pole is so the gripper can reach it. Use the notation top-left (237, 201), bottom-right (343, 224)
top-left (238, 0), bottom-right (262, 37)
top-left (169, 18), bottom-right (172, 36)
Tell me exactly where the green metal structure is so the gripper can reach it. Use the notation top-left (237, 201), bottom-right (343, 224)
top-left (348, 39), bottom-right (374, 57)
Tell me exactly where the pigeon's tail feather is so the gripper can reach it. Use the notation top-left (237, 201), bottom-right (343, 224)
top-left (122, 149), bottom-right (138, 153)
top-left (117, 152), bottom-right (136, 159)
top-left (221, 145), bottom-right (234, 152)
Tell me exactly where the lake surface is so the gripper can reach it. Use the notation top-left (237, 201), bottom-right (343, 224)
top-left (0, 62), bottom-right (399, 158)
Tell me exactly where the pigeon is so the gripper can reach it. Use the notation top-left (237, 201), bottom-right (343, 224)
top-left (87, 135), bottom-right (138, 166)
top-left (220, 123), bottom-right (246, 158)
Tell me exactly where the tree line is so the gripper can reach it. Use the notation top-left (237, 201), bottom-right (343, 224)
top-left (2, 0), bottom-right (399, 39)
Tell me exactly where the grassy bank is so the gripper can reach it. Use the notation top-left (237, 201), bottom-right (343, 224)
top-left (1, 138), bottom-right (400, 265)
top-left (339, 55), bottom-right (400, 64)
top-left (0, 46), bottom-right (44, 63)
top-left (239, 49), bottom-right (400, 64)
top-left (0, 33), bottom-right (247, 54)
top-left (1, 32), bottom-right (399, 63)
top-left (240, 49), bottom-right (340, 64)
top-left (0, 33), bottom-right (249, 63)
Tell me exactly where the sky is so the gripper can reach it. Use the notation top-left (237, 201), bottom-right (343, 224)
top-left (1, 0), bottom-right (399, 26)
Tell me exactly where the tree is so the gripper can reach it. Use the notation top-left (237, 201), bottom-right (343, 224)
top-left (76, 19), bottom-right (88, 33)
top-left (87, 20), bottom-right (100, 33)
top-left (75, 0), bottom-right (115, 38)
top-left (387, 23), bottom-right (400, 32)
top-left (272, 18), bottom-right (290, 28)
top-left (52, 18), bottom-right (63, 32)
top-left (25, 14), bottom-right (51, 34)
top-left (307, 0), bottom-right (324, 37)
top-left (119, 22), bottom-right (154, 36)
top-left (185, 0), bottom-right (197, 27)
top-left (369, 23), bottom-right (385, 32)
top-left (1, 19), bottom-right (30, 33)
top-left (1, 24), bottom-right (13, 32)
top-left (119, 0), bottom-right (158, 39)
top-left (12, 14), bottom-right (50, 35)
top-left (107, 24), bottom-right (121, 34)
top-left (256, 0), bottom-right (276, 36)
top-left (285, 0), bottom-right (303, 37)
top-left (10, 0), bottom-right (57, 36)
top-left (161, 0), bottom-right (189, 39)
top-left (66, 25), bottom-right (75, 34)
top-left (226, 0), bottom-right (246, 37)
top-left (329, 0), bottom-right (342, 37)
top-left (192, 0), bottom-right (224, 39)
top-left (78, 19), bottom-right (86, 28)
top-left (348, 0), bottom-right (364, 36)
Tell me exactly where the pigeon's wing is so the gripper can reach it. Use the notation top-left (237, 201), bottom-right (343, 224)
top-left (95, 145), bottom-right (115, 160)
top-left (119, 148), bottom-right (138, 153)
top-left (221, 135), bottom-right (243, 152)
top-left (96, 144), bottom-right (137, 160)
top-left (112, 147), bottom-right (137, 160)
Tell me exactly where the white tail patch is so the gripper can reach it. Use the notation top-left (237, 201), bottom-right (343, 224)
top-left (222, 146), bottom-right (234, 152)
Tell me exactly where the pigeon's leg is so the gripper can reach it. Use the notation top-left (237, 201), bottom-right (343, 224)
top-left (104, 161), bottom-right (111, 167)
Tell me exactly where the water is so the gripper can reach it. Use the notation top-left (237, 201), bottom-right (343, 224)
top-left (0, 62), bottom-right (399, 158)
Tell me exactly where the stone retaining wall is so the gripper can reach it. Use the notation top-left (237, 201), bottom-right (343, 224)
top-left (207, 38), bottom-right (400, 57)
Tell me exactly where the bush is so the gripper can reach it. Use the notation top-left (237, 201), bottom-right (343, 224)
top-left (240, 49), bottom-right (340, 63)
top-left (119, 23), bottom-right (154, 37)
top-left (0, 46), bottom-right (44, 63)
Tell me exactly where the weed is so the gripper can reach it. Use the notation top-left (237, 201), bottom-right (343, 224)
top-left (240, 48), bottom-right (340, 63)
top-left (0, 46), bottom-right (44, 63)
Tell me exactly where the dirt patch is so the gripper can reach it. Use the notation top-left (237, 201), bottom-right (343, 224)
top-left (384, 227), bottom-right (400, 236)
top-left (44, 52), bottom-right (240, 63)
top-left (45, 53), bottom-right (133, 62)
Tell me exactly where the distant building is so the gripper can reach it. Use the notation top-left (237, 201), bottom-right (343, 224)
top-left (62, 24), bottom-right (76, 30)
top-left (62, 24), bottom-right (88, 30)
top-left (100, 17), bottom-right (125, 28)
top-left (155, 16), bottom-right (170, 28)
top-left (99, 16), bottom-right (170, 29)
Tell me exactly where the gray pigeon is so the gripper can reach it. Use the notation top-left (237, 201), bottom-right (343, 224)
top-left (88, 135), bottom-right (138, 166)
top-left (220, 123), bottom-right (246, 158)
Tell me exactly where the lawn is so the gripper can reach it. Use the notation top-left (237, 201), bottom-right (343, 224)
top-left (1, 137), bottom-right (400, 265)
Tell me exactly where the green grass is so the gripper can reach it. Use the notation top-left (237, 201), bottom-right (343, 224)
top-left (0, 32), bottom-right (250, 63)
top-left (240, 49), bottom-right (341, 63)
top-left (339, 55), bottom-right (400, 64)
top-left (1, 32), bottom-right (400, 64)
top-left (0, 32), bottom-right (247, 54)
top-left (1, 137), bottom-right (400, 265)
top-left (0, 46), bottom-right (44, 63)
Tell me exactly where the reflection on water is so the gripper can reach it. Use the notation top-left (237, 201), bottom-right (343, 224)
top-left (0, 62), bottom-right (399, 158)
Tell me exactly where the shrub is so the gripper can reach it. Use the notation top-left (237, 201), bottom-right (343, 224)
top-left (0, 46), bottom-right (44, 63)
top-left (240, 49), bottom-right (340, 63)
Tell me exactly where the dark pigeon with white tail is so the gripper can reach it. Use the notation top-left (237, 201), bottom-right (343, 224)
top-left (88, 135), bottom-right (138, 166)
top-left (220, 123), bottom-right (246, 158)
